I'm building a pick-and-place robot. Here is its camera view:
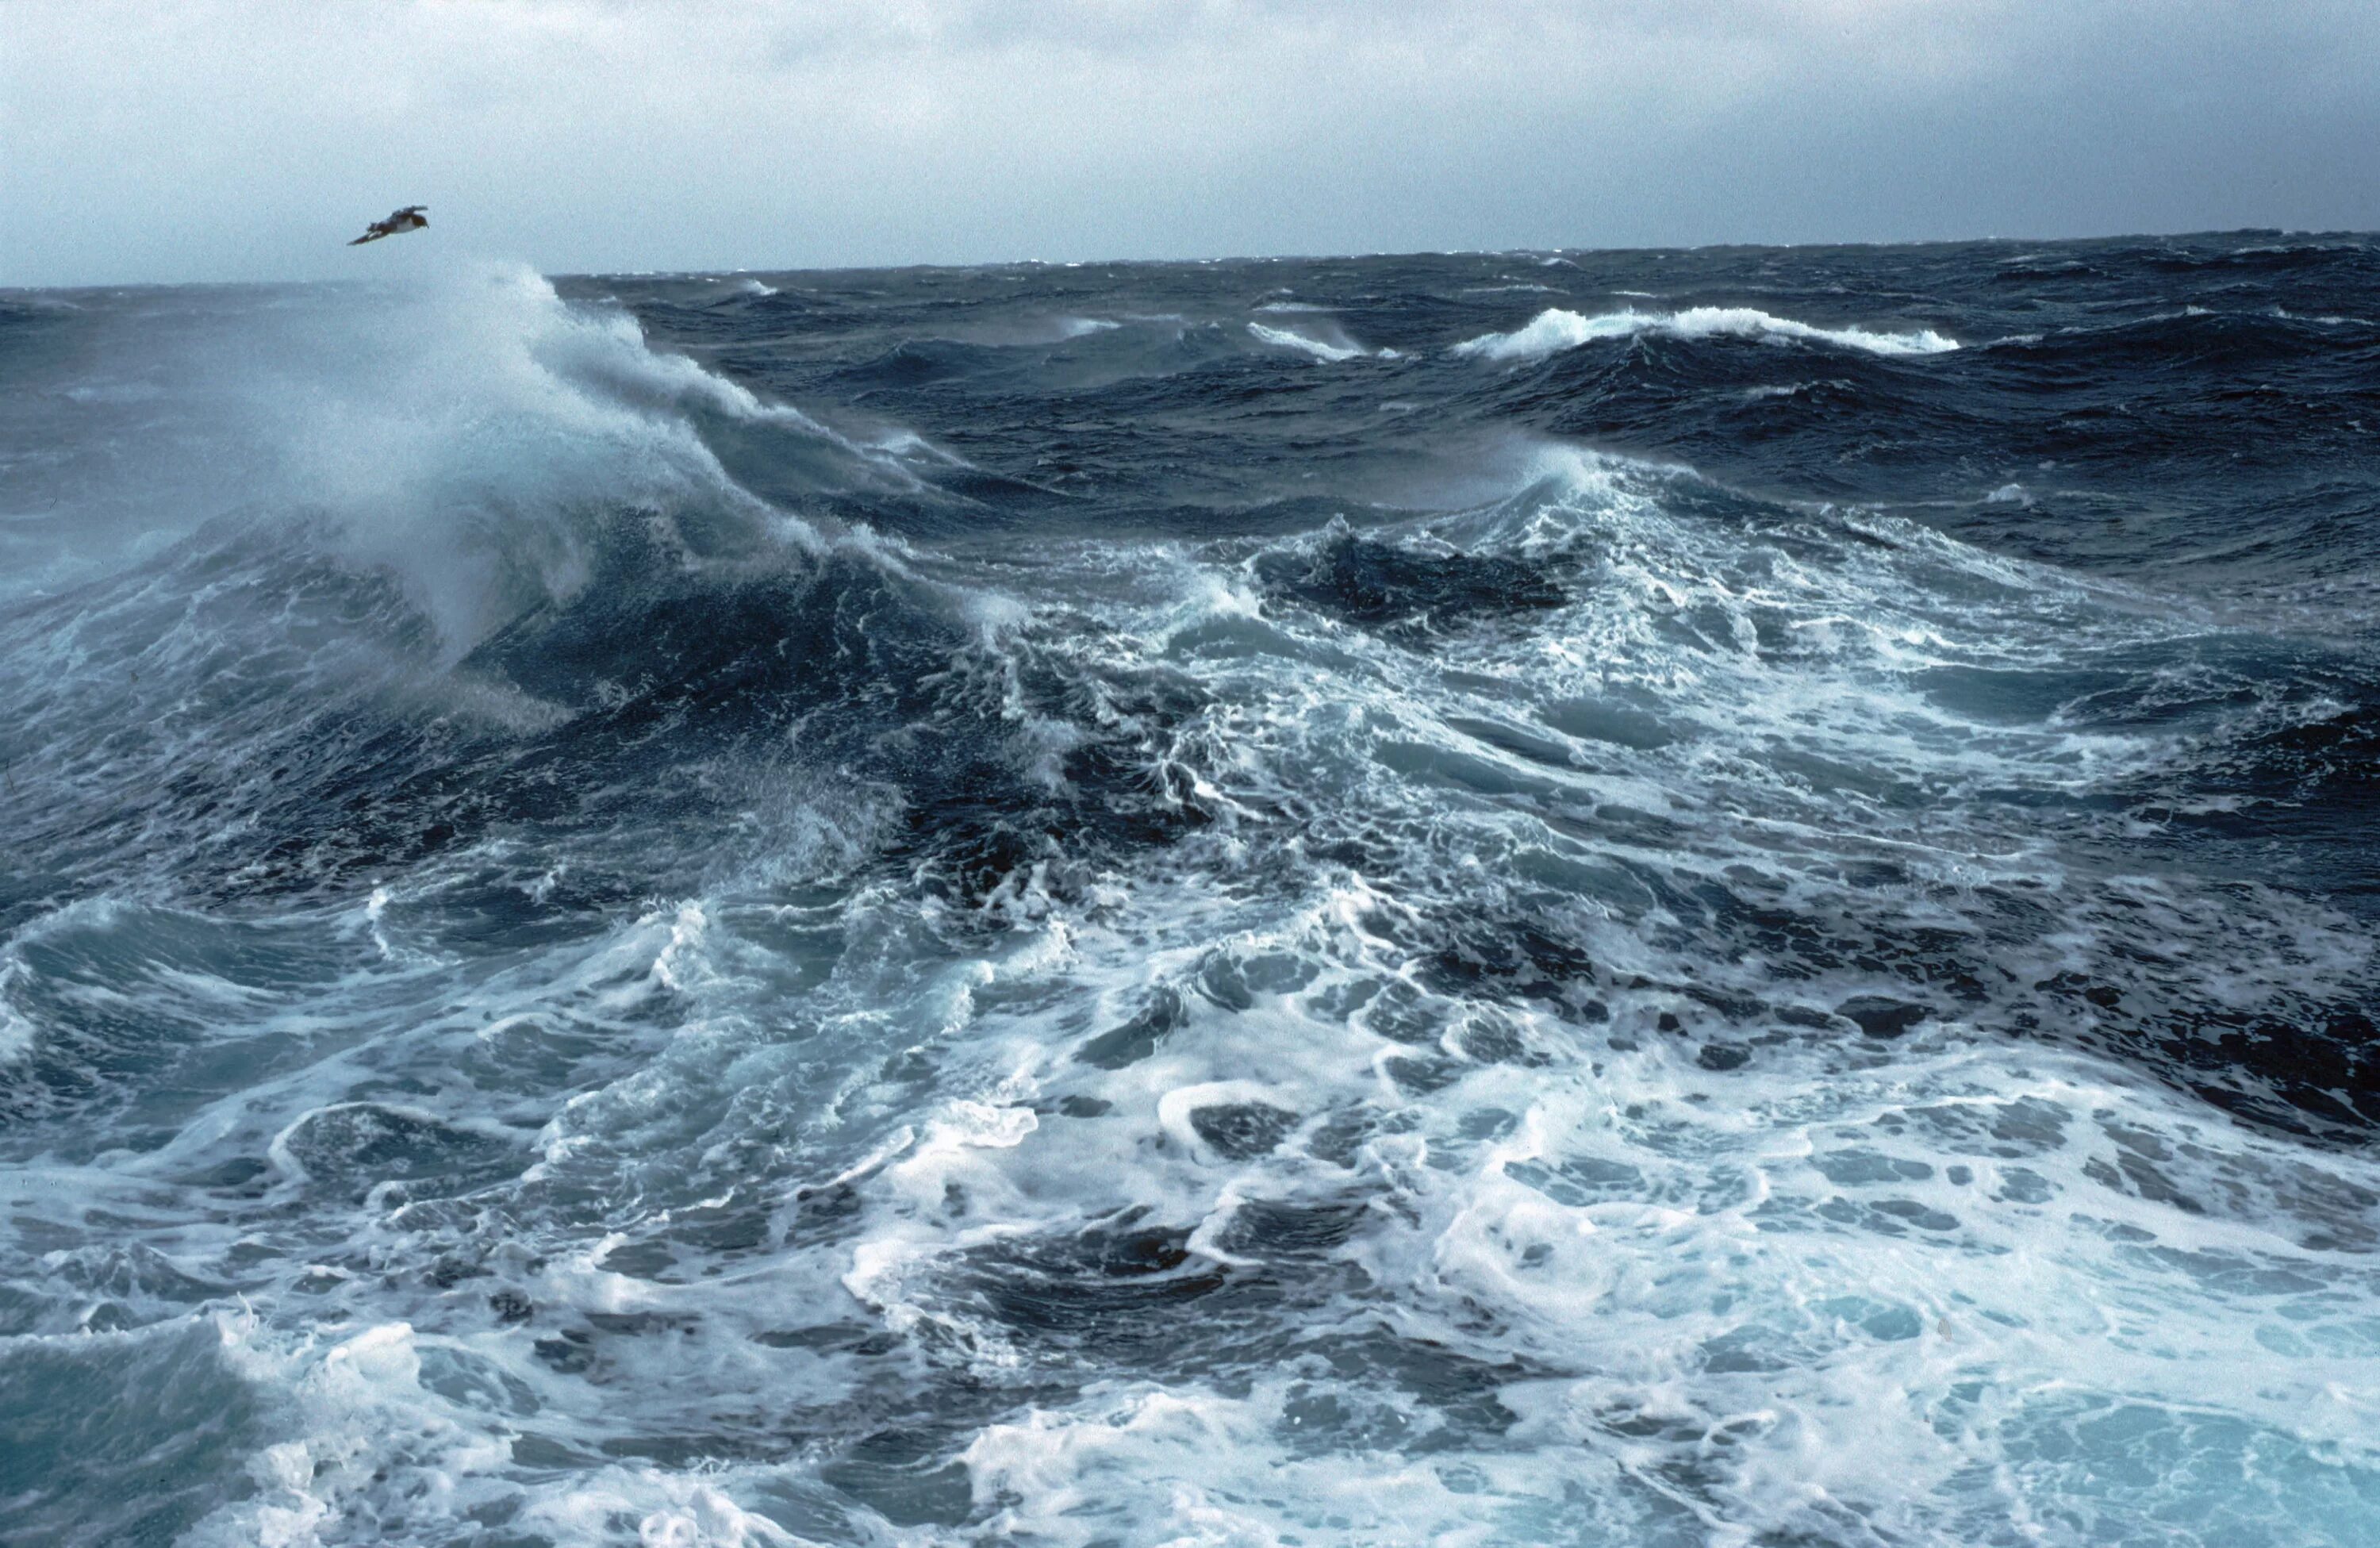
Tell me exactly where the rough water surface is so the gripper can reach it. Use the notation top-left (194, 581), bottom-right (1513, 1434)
top-left (2, 235), bottom-right (2378, 1546)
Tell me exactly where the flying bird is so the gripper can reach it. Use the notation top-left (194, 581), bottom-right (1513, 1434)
top-left (349, 206), bottom-right (428, 245)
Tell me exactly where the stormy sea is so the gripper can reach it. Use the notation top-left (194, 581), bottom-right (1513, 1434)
top-left (2, 233), bottom-right (2377, 1547)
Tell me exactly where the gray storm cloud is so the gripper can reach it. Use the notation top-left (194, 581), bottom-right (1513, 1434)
top-left (2, 0), bottom-right (2374, 285)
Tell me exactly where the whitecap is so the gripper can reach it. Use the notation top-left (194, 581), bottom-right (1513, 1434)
top-left (1247, 321), bottom-right (1391, 363)
top-left (1454, 306), bottom-right (1960, 362)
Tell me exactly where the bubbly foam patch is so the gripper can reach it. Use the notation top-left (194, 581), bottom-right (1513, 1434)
top-left (629, 449), bottom-right (2371, 1542)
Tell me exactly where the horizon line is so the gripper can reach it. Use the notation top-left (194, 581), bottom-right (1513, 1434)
top-left (6, 225), bottom-right (2373, 296)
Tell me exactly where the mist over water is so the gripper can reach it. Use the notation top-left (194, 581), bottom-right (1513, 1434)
top-left (2, 236), bottom-right (2378, 1546)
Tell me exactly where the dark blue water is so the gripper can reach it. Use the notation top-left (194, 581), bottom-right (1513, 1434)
top-left (2, 235), bottom-right (2377, 1546)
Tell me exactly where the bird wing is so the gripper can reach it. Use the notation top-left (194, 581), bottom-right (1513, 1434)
top-left (348, 207), bottom-right (424, 244)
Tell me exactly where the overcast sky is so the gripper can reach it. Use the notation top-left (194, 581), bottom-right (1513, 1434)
top-left (3, 0), bottom-right (2375, 286)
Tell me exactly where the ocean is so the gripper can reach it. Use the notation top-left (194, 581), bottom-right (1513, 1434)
top-left (2, 234), bottom-right (2376, 1546)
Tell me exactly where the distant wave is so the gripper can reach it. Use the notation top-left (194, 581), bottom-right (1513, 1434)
top-left (1453, 305), bottom-right (1960, 362)
top-left (1247, 321), bottom-right (1391, 363)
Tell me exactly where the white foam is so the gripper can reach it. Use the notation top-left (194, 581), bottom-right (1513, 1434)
top-left (1455, 305), bottom-right (1960, 362)
top-left (715, 444), bottom-right (2378, 1537)
top-left (963, 1385), bottom-right (1521, 1546)
top-left (0, 955), bottom-right (36, 1066)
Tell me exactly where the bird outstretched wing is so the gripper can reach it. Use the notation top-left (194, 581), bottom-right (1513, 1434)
top-left (349, 206), bottom-right (427, 245)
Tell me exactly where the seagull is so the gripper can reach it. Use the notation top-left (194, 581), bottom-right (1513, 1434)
top-left (349, 206), bottom-right (428, 245)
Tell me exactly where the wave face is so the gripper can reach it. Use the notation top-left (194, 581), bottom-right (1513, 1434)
top-left (2, 235), bottom-right (2378, 1546)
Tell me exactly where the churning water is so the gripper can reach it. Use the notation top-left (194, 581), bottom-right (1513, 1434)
top-left (2, 236), bottom-right (2378, 1546)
